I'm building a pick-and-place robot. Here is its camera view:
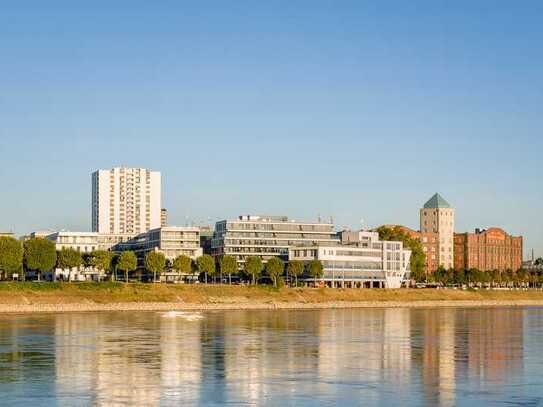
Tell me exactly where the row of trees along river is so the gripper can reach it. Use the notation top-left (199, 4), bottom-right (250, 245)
top-left (0, 236), bottom-right (323, 286)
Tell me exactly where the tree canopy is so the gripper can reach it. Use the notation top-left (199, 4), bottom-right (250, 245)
top-left (287, 260), bottom-right (304, 287)
top-left (266, 257), bottom-right (284, 287)
top-left (307, 260), bottom-right (324, 280)
top-left (117, 251), bottom-right (137, 282)
top-left (90, 250), bottom-right (112, 273)
top-left (145, 251), bottom-right (166, 282)
top-left (219, 255), bottom-right (238, 283)
top-left (244, 256), bottom-right (262, 285)
top-left (56, 247), bottom-right (82, 270)
top-left (23, 238), bottom-right (57, 280)
top-left (196, 254), bottom-right (216, 282)
top-left (0, 236), bottom-right (23, 279)
top-left (173, 255), bottom-right (193, 275)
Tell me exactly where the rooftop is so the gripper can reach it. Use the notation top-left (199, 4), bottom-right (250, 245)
top-left (423, 193), bottom-right (452, 209)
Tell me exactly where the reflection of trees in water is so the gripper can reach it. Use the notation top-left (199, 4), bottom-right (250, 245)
top-left (0, 316), bottom-right (56, 385)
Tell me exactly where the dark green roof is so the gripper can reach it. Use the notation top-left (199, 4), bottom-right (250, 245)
top-left (423, 193), bottom-right (451, 209)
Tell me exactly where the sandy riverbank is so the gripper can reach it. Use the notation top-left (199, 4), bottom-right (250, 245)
top-left (2, 299), bottom-right (543, 314)
top-left (1, 282), bottom-right (543, 314)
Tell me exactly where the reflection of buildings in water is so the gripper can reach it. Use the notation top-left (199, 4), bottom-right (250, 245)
top-left (160, 314), bottom-right (202, 406)
top-left (316, 308), bottom-right (411, 404)
top-left (438, 309), bottom-right (456, 407)
top-left (219, 310), bottom-right (321, 405)
top-left (416, 309), bottom-right (458, 406)
top-left (54, 314), bottom-right (163, 407)
top-left (466, 308), bottom-right (524, 383)
top-left (416, 308), bottom-right (525, 406)
top-left (54, 314), bottom-right (100, 405)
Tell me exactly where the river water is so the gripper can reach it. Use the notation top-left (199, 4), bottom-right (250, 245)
top-left (0, 307), bottom-right (542, 406)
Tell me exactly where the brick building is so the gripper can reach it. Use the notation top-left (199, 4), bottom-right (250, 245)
top-left (454, 228), bottom-right (523, 272)
top-left (380, 225), bottom-right (440, 275)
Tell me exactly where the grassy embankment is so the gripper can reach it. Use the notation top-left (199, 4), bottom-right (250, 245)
top-left (1, 282), bottom-right (543, 305)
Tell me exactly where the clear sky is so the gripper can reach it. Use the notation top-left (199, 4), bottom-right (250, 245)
top-left (1, 1), bottom-right (541, 258)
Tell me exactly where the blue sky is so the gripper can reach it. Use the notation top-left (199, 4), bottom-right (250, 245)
top-left (1, 1), bottom-right (541, 257)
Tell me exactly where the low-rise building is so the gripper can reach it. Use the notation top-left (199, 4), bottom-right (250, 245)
top-left (116, 226), bottom-right (203, 282)
top-left (289, 231), bottom-right (411, 289)
top-left (212, 215), bottom-right (339, 269)
top-left (117, 226), bottom-right (202, 260)
top-left (454, 228), bottom-right (523, 272)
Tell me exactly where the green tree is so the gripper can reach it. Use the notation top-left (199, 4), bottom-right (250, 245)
top-left (287, 260), bottom-right (304, 287)
top-left (453, 268), bottom-right (465, 286)
top-left (173, 255), bottom-right (193, 282)
top-left (219, 255), bottom-right (237, 285)
top-left (90, 250), bottom-right (113, 282)
top-left (266, 257), bottom-right (284, 287)
top-left (117, 251), bottom-right (137, 283)
top-left (23, 238), bottom-right (57, 281)
top-left (376, 226), bottom-right (426, 282)
top-left (56, 247), bottom-right (82, 282)
top-left (145, 251), bottom-right (166, 283)
top-left (196, 254), bottom-right (215, 284)
top-left (307, 259), bottom-right (324, 286)
top-left (535, 257), bottom-right (543, 266)
top-left (244, 256), bottom-right (262, 285)
top-left (0, 236), bottom-right (23, 281)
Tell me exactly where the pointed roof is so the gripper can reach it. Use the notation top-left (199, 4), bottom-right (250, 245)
top-left (423, 193), bottom-right (451, 209)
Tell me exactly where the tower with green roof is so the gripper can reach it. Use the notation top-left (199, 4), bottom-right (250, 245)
top-left (420, 193), bottom-right (455, 269)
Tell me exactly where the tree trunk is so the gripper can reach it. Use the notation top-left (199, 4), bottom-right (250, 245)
top-left (229, 274), bottom-right (231, 285)
top-left (154, 271), bottom-right (157, 283)
top-left (125, 270), bottom-right (128, 283)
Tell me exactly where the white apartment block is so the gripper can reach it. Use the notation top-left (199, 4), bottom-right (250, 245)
top-left (92, 167), bottom-right (161, 235)
top-left (289, 231), bottom-right (411, 289)
top-left (212, 215), bottom-right (339, 269)
top-left (116, 226), bottom-right (203, 261)
top-left (420, 193), bottom-right (455, 269)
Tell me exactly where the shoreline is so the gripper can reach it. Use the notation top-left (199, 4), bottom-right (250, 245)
top-left (2, 299), bottom-right (543, 314)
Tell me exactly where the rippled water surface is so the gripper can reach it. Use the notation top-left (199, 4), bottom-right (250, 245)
top-left (1, 307), bottom-right (543, 406)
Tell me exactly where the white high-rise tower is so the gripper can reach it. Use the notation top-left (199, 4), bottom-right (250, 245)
top-left (92, 167), bottom-right (161, 234)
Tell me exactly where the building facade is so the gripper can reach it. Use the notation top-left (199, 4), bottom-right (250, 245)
top-left (116, 226), bottom-right (202, 261)
top-left (289, 231), bottom-right (411, 289)
top-left (382, 225), bottom-right (440, 275)
top-left (92, 167), bottom-right (161, 235)
top-left (161, 209), bottom-right (168, 227)
top-left (212, 215), bottom-right (339, 269)
top-left (420, 193), bottom-right (455, 269)
top-left (454, 228), bottom-right (523, 272)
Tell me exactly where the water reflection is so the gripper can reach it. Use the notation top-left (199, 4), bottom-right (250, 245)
top-left (0, 307), bottom-right (539, 406)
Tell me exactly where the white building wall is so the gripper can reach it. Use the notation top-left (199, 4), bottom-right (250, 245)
top-left (92, 167), bottom-right (161, 235)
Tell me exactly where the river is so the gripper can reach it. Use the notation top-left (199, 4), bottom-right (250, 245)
top-left (1, 307), bottom-right (542, 406)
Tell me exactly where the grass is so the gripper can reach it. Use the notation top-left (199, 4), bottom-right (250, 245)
top-left (1, 282), bottom-right (543, 305)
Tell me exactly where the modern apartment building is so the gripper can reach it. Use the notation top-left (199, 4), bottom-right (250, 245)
top-left (46, 231), bottom-right (100, 253)
top-left (289, 231), bottom-right (411, 289)
top-left (116, 226), bottom-right (202, 261)
top-left (211, 215), bottom-right (339, 269)
top-left (454, 228), bottom-right (523, 272)
top-left (92, 167), bottom-right (161, 235)
top-left (420, 193), bottom-right (455, 269)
